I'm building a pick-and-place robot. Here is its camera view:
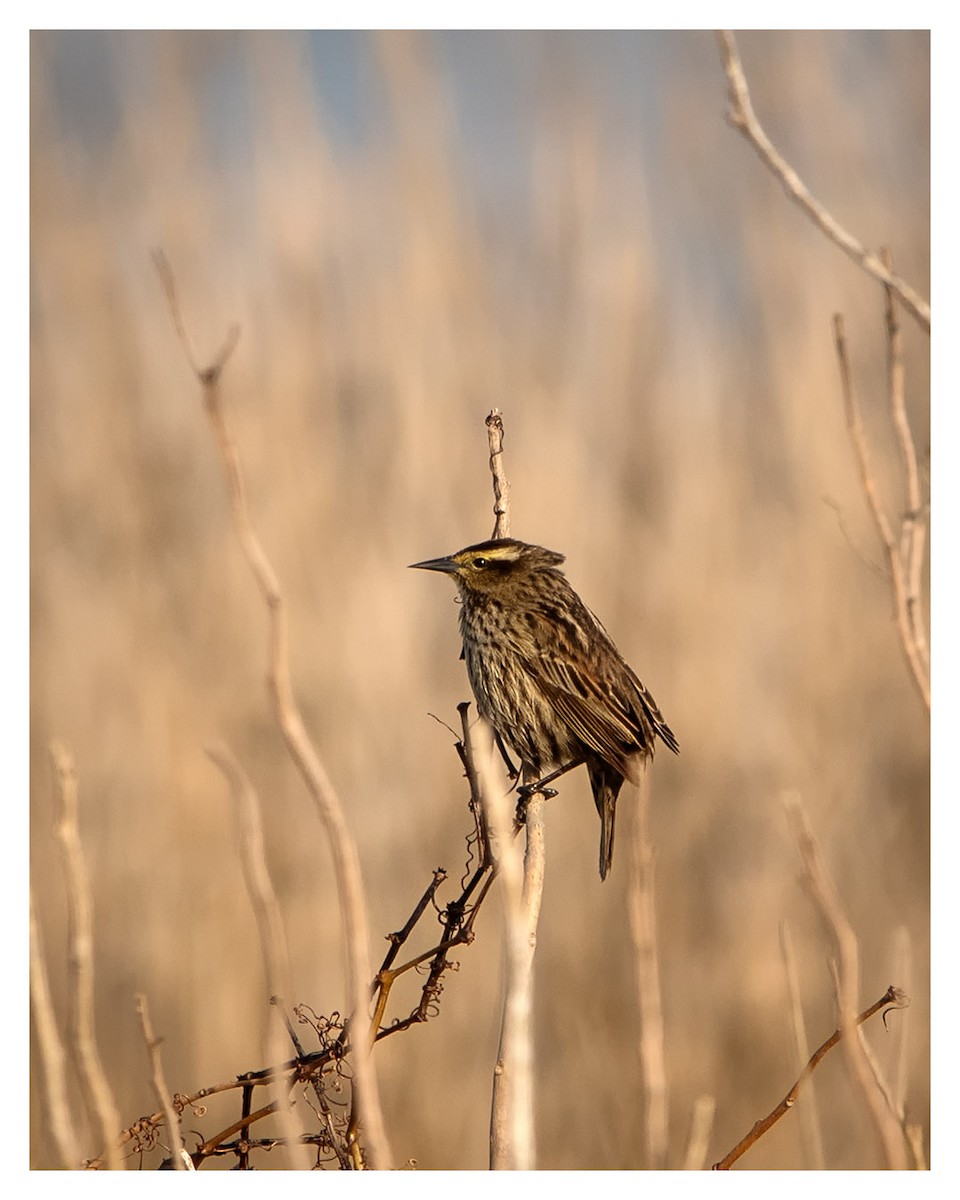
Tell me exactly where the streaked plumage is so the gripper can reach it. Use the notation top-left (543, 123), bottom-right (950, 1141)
top-left (411, 538), bottom-right (678, 879)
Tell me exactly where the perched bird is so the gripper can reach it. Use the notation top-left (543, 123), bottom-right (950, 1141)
top-left (410, 538), bottom-right (678, 879)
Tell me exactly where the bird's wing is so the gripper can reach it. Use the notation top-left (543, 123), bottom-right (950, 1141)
top-left (518, 603), bottom-right (679, 770)
top-left (518, 642), bottom-right (649, 781)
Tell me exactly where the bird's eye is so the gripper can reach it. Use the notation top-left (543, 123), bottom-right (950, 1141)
top-left (472, 557), bottom-right (489, 569)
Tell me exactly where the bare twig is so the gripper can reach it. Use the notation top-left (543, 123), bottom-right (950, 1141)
top-left (155, 251), bottom-right (390, 1169)
top-left (135, 994), bottom-right (188, 1170)
top-left (782, 792), bottom-right (909, 1169)
top-left (30, 886), bottom-right (81, 1169)
top-left (50, 742), bottom-right (123, 1171)
top-left (713, 983), bottom-right (908, 1170)
top-left (717, 31), bottom-right (930, 333)
top-left (206, 744), bottom-right (311, 1169)
top-left (627, 776), bottom-right (668, 1169)
top-left (833, 315), bottom-right (930, 711)
top-left (486, 408), bottom-right (511, 539)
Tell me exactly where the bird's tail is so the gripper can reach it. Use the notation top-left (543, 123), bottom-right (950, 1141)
top-left (588, 761), bottom-right (626, 881)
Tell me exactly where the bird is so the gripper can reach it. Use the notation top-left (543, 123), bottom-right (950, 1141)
top-left (410, 537), bottom-right (678, 879)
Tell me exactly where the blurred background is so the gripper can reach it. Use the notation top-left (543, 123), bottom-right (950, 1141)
top-left (30, 29), bottom-right (929, 1170)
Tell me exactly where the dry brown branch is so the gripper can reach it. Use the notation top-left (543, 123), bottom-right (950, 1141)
top-left (833, 314), bottom-right (930, 711)
top-left (205, 744), bottom-right (311, 1169)
top-left (30, 886), bottom-right (81, 1169)
top-left (782, 792), bottom-right (909, 1169)
top-left (627, 776), bottom-right (668, 1169)
top-left (717, 31), bottom-right (930, 333)
top-left (713, 984), bottom-right (908, 1170)
top-left (50, 741), bottom-right (123, 1171)
top-left (779, 920), bottom-right (825, 1168)
top-left (155, 251), bottom-right (390, 1169)
top-left (135, 994), bottom-right (189, 1170)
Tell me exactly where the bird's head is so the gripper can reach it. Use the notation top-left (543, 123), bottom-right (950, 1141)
top-left (409, 538), bottom-right (565, 598)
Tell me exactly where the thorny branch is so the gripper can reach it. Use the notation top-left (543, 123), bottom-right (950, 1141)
top-left (88, 711), bottom-right (500, 1170)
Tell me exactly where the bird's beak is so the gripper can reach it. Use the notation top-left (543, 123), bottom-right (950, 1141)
top-left (409, 556), bottom-right (460, 574)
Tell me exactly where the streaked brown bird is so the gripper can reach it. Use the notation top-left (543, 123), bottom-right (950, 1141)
top-left (411, 538), bottom-right (678, 879)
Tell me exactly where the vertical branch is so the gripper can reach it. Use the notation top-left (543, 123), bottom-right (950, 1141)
top-left (681, 1095), bottom-right (716, 1171)
top-left (486, 408), bottom-right (511, 539)
top-left (155, 252), bottom-right (391, 1169)
top-left (779, 920), bottom-right (825, 1168)
top-left (50, 742), bottom-right (123, 1171)
top-left (782, 792), bottom-right (908, 1169)
top-left (627, 775), bottom-right (668, 1169)
top-left (833, 316), bottom-right (930, 711)
top-left (135, 994), bottom-right (189, 1170)
top-left (206, 744), bottom-right (311, 1170)
top-left (473, 721), bottom-right (538, 1171)
top-left (477, 409), bottom-right (543, 1169)
top-left (30, 887), bottom-right (81, 1169)
top-left (882, 249), bottom-right (929, 676)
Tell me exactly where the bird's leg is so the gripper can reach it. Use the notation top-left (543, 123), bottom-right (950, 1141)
top-left (494, 732), bottom-right (519, 781)
top-left (514, 757), bottom-right (586, 828)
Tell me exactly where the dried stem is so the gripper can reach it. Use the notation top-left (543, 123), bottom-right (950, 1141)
top-left (713, 983), bottom-right (908, 1170)
top-left (135, 994), bottom-right (189, 1170)
top-left (783, 792), bottom-right (909, 1169)
top-left (155, 251), bottom-right (390, 1169)
top-left (50, 741), bottom-right (123, 1171)
top-left (486, 408), bottom-right (511, 539)
top-left (205, 744), bottom-right (311, 1169)
top-left (628, 776), bottom-right (668, 1169)
top-left (681, 1095), bottom-right (716, 1171)
top-left (779, 920), bottom-right (825, 1168)
top-left (478, 409), bottom-right (544, 1168)
top-left (30, 886), bottom-right (81, 1168)
top-left (717, 31), bottom-right (930, 333)
top-left (881, 248), bottom-right (929, 677)
top-left (475, 721), bottom-right (540, 1171)
top-left (833, 314), bottom-right (930, 711)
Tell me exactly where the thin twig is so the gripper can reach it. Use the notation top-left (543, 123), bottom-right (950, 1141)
top-left (833, 315), bottom-right (930, 711)
top-left (713, 983), bottom-right (908, 1170)
top-left (155, 251), bottom-right (391, 1169)
top-left (135, 994), bottom-right (189, 1170)
top-left (783, 792), bottom-right (909, 1169)
top-left (628, 775), bottom-right (668, 1169)
top-left (486, 408), bottom-right (511, 539)
top-left (30, 886), bottom-right (81, 1169)
top-left (50, 742), bottom-right (123, 1171)
top-left (717, 31), bottom-right (930, 333)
